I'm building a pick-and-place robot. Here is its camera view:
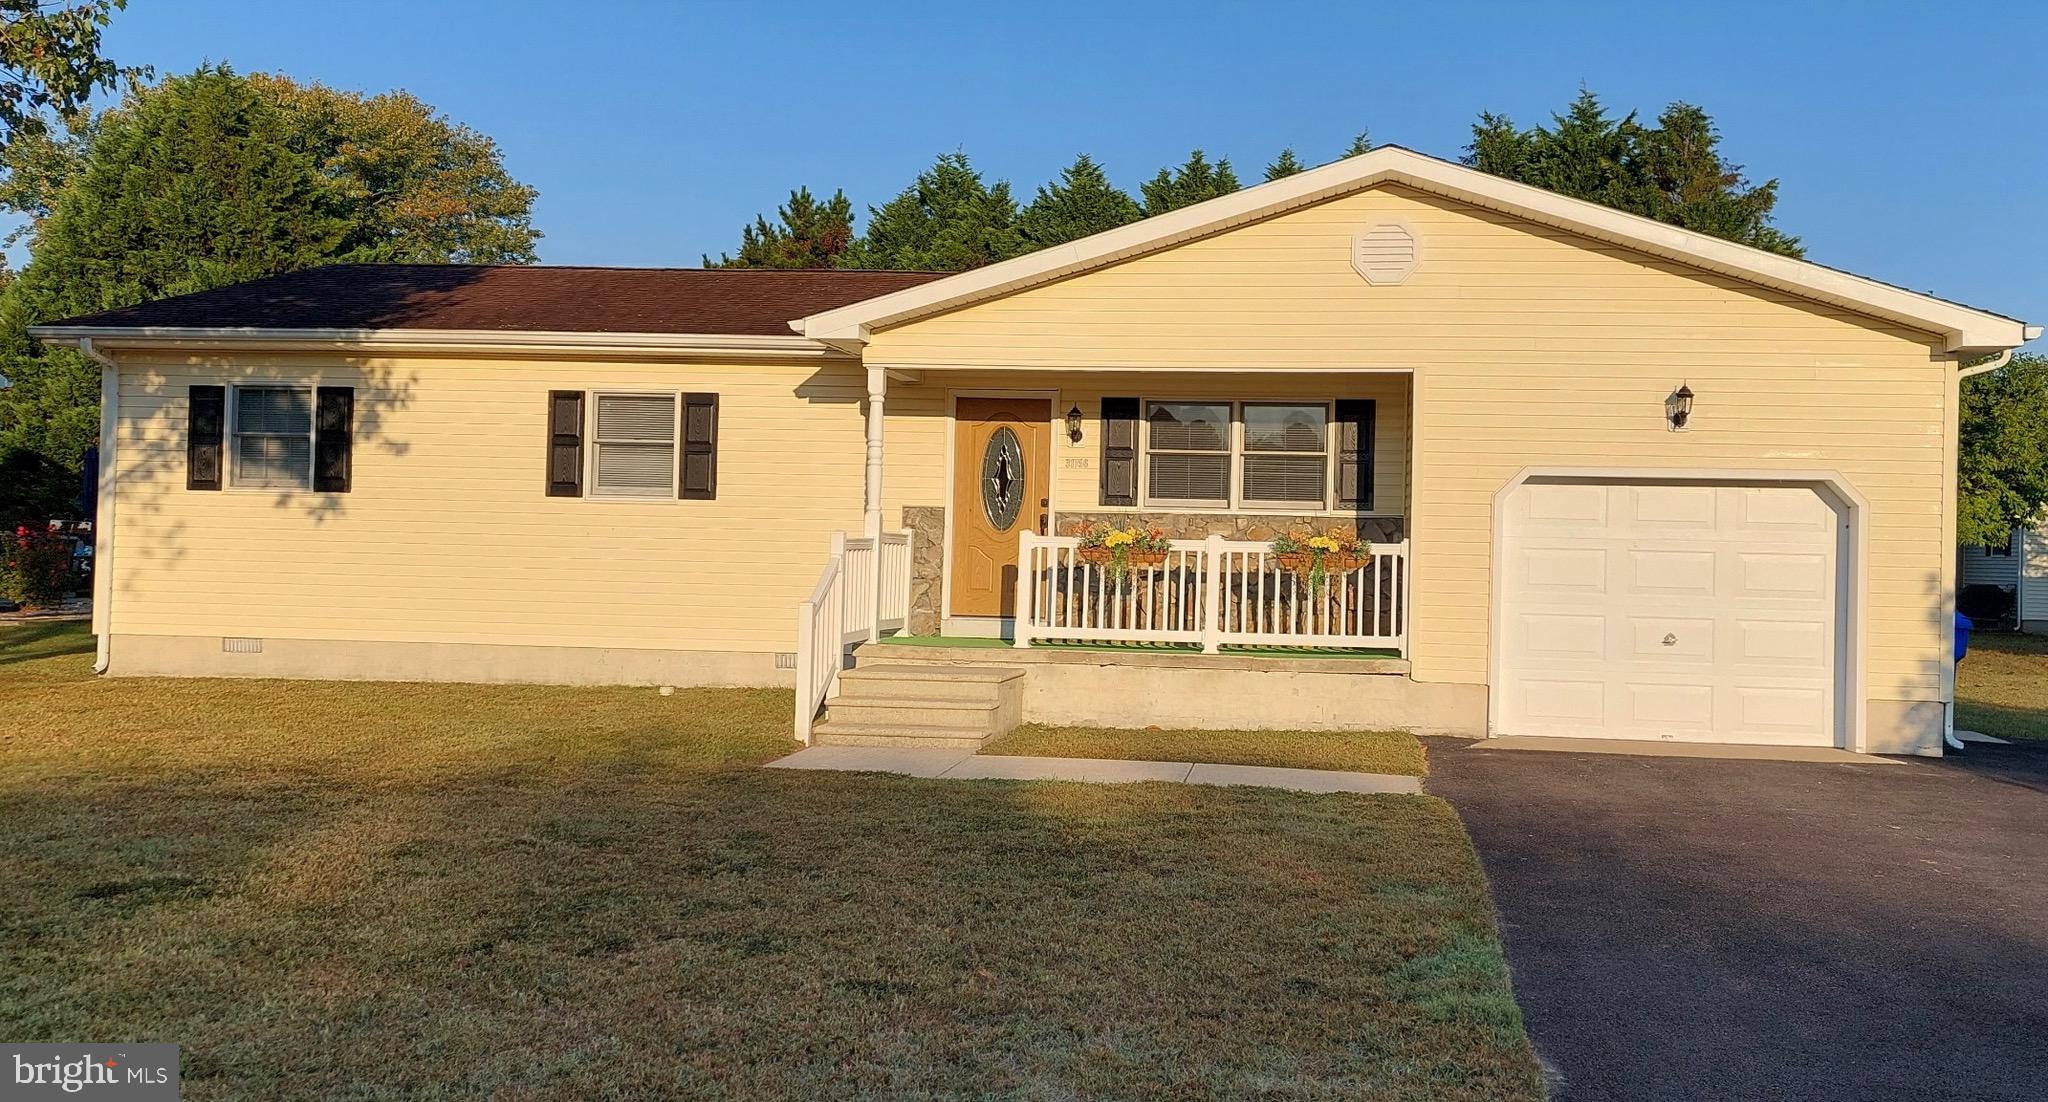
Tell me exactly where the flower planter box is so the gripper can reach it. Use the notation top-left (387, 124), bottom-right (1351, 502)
top-left (1273, 551), bottom-right (1370, 576)
top-left (1078, 546), bottom-right (1170, 568)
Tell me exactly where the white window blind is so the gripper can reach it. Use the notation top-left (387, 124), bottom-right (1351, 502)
top-left (233, 386), bottom-right (313, 488)
top-left (1145, 401), bottom-right (1230, 504)
top-left (1241, 402), bottom-right (1328, 504)
top-left (592, 393), bottom-right (677, 496)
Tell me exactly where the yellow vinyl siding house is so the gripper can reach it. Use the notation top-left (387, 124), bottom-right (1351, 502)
top-left (37, 148), bottom-right (2035, 756)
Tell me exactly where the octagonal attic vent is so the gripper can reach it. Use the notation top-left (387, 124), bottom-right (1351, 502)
top-left (1351, 222), bottom-right (1418, 285)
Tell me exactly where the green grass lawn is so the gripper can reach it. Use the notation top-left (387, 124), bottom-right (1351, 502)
top-left (986, 723), bottom-right (1428, 775)
top-left (1, 622), bottom-right (1540, 1100)
top-left (1956, 631), bottom-right (2048, 742)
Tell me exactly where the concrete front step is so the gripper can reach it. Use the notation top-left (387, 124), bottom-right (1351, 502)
top-left (833, 663), bottom-right (1024, 703)
top-left (808, 721), bottom-right (994, 752)
top-left (825, 697), bottom-right (1003, 729)
top-left (813, 661), bottom-right (1026, 749)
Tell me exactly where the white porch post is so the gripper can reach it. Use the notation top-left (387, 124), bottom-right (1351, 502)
top-left (863, 364), bottom-right (886, 642)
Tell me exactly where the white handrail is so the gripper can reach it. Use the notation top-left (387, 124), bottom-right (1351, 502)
top-left (794, 528), bottom-right (917, 743)
top-left (794, 552), bottom-right (844, 744)
top-left (1016, 533), bottom-right (1408, 654)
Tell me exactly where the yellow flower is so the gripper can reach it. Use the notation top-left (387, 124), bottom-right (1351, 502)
top-left (1308, 535), bottom-right (1340, 552)
top-left (1105, 530), bottom-right (1134, 547)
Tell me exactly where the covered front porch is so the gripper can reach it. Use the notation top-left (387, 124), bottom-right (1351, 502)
top-left (795, 365), bottom-right (1422, 740)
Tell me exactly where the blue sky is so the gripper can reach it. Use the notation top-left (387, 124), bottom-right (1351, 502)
top-left (79, 0), bottom-right (2047, 336)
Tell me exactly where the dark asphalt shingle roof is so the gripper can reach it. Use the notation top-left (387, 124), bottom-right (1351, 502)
top-left (37, 264), bottom-right (951, 336)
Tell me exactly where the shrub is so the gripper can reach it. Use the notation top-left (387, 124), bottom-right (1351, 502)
top-left (2, 525), bottom-right (75, 608)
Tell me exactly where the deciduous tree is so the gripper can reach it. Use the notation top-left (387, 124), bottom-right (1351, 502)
top-left (1960, 353), bottom-right (2048, 547)
top-left (0, 0), bottom-right (142, 150)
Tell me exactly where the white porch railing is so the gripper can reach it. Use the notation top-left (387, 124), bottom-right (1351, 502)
top-left (1016, 534), bottom-right (1408, 654)
top-left (795, 529), bottom-right (912, 742)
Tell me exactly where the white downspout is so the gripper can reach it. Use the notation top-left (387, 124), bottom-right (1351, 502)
top-left (79, 337), bottom-right (117, 674)
top-left (863, 363), bottom-right (886, 643)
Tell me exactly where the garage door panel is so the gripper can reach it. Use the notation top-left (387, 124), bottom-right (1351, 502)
top-left (1627, 617), bottom-right (1714, 660)
top-left (1519, 680), bottom-right (1605, 727)
top-left (1521, 547), bottom-right (1607, 592)
top-left (1500, 479), bottom-right (1841, 747)
top-left (1628, 484), bottom-right (1717, 527)
top-left (1629, 549), bottom-right (1717, 595)
top-left (1737, 620), bottom-right (1828, 666)
top-left (1515, 612), bottom-right (1606, 660)
top-left (1738, 552), bottom-right (1830, 598)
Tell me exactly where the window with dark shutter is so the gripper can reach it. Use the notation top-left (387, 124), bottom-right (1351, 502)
top-left (1334, 399), bottom-right (1376, 511)
top-left (546, 390), bottom-right (585, 497)
top-left (1099, 397), bottom-right (1138, 506)
top-left (680, 392), bottom-right (717, 499)
top-left (314, 386), bottom-right (353, 492)
top-left (187, 385), bottom-right (225, 491)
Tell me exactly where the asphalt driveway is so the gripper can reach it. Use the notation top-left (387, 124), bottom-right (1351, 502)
top-left (1424, 738), bottom-right (2048, 1102)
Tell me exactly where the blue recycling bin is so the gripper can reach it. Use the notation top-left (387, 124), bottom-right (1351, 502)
top-left (1955, 611), bottom-right (1974, 663)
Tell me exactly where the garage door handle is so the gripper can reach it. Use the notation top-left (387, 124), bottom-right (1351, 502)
top-left (1662, 633), bottom-right (1678, 646)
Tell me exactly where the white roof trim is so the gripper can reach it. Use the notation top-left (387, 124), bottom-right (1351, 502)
top-left (795, 146), bottom-right (2032, 356)
top-left (28, 326), bottom-right (846, 359)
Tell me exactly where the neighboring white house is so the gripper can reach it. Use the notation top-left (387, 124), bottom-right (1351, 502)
top-left (1961, 520), bottom-right (2048, 632)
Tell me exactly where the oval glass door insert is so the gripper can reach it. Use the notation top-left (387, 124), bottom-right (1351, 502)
top-left (981, 427), bottom-right (1024, 531)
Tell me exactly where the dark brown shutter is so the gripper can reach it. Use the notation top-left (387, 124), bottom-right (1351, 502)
top-left (680, 392), bottom-right (718, 499)
top-left (546, 390), bottom-right (584, 497)
top-left (314, 386), bottom-right (354, 492)
top-left (187, 385), bottom-right (225, 491)
top-left (1335, 399), bottom-right (1376, 511)
top-left (1100, 397), bottom-right (1138, 506)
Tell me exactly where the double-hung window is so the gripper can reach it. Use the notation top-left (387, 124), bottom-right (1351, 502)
top-left (1144, 401), bottom-right (1232, 507)
top-left (232, 386), bottom-right (315, 489)
top-left (1240, 402), bottom-right (1330, 507)
top-left (590, 392), bottom-right (680, 497)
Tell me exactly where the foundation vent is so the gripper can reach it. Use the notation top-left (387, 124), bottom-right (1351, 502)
top-left (222, 637), bottom-right (264, 654)
top-left (773, 652), bottom-right (797, 670)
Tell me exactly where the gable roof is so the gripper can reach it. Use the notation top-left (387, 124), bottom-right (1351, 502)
top-left (33, 264), bottom-right (947, 339)
top-left (796, 146), bottom-right (2035, 356)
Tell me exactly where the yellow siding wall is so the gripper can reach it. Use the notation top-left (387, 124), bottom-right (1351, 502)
top-left (867, 184), bottom-right (1953, 702)
top-left (109, 352), bottom-right (870, 652)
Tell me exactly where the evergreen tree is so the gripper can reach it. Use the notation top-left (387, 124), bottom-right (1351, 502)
top-left (842, 151), bottom-right (1023, 271)
top-left (1140, 149), bottom-right (1240, 216)
top-left (1263, 148), bottom-right (1305, 181)
top-left (0, 66), bottom-right (352, 470)
top-left (705, 186), bottom-right (855, 268)
top-left (1018, 154), bottom-right (1139, 247)
top-left (1341, 130), bottom-right (1372, 158)
top-left (1464, 89), bottom-right (1800, 256)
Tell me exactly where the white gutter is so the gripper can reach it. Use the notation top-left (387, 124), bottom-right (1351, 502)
top-left (28, 326), bottom-right (848, 360)
top-left (78, 337), bottom-right (116, 674)
top-left (1958, 347), bottom-right (2018, 380)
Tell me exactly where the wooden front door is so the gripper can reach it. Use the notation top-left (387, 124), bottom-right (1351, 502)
top-left (950, 397), bottom-right (1050, 618)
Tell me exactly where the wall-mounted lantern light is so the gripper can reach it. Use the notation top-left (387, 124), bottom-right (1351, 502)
top-left (1066, 404), bottom-right (1084, 443)
top-left (1666, 384), bottom-right (1695, 431)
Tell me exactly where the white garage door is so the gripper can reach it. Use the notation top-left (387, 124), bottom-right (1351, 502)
top-left (1498, 480), bottom-right (1843, 746)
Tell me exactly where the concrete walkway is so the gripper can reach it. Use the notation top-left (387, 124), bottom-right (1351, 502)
top-left (765, 745), bottom-right (1421, 794)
